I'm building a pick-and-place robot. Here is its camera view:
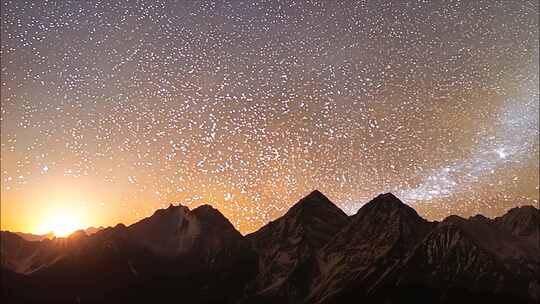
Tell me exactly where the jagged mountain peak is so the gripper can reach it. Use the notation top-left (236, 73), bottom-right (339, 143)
top-left (352, 192), bottom-right (425, 226)
top-left (252, 190), bottom-right (349, 247)
top-left (363, 192), bottom-right (408, 209)
top-left (284, 190), bottom-right (348, 220)
top-left (326, 193), bottom-right (431, 250)
top-left (126, 202), bottom-right (243, 257)
top-left (192, 204), bottom-right (234, 227)
top-left (245, 191), bottom-right (349, 241)
top-left (291, 190), bottom-right (334, 209)
top-left (192, 204), bottom-right (223, 216)
top-left (2, 194), bottom-right (539, 304)
top-left (151, 203), bottom-right (190, 217)
top-left (244, 191), bottom-right (350, 301)
top-left (373, 192), bottom-right (400, 201)
top-left (248, 190), bottom-right (349, 240)
top-left (303, 189), bottom-right (331, 203)
top-left (334, 192), bottom-right (431, 245)
top-left (307, 193), bottom-right (433, 304)
top-left (192, 204), bottom-right (242, 238)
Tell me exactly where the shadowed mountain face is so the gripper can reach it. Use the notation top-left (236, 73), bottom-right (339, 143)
top-left (1, 192), bottom-right (538, 304)
top-left (494, 206), bottom-right (540, 250)
top-left (307, 193), bottom-right (435, 304)
top-left (375, 215), bottom-right (540, 304)
top-left (242, 190), bottom-right (350, 303)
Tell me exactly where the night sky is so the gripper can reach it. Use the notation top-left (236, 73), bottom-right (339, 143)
top-left (1, 0), bottom-right (538, 234)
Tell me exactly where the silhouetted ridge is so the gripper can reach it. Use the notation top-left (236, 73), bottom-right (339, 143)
top-left (307, 192), bottom-right (434, 303)
top-left (284, 190), bottom-right (347, 220)
top-left (192, 204), bottom-right (224, 216)
top-left (114, 223), bottom-right (127, 230)
top-left (192, 204), bottom-right (242, 238)
top-left (2, 193), bottom-right (538, 304)
top-left (495, 205), bottom-right (539, 233)
top-left (507, 205), bottom-right (539, 213)
top-left (11, 231), bottom-right (55, 242)
top-left (301, 190), bottom-right (332, 204)
top-left (351, 192), bottom-right (425, 227)
top-left (68, 229), bottom-right (88, 240)
top-left (373, 192), bottom-right (400, 202)
top-left (151, 203), bottom-right (189, 217)
top-left (244, 190), bottom-right (350, 303)
top-left (125, 203), bottom-right (245, 258)
top-left (382, 208), bottom-right (540, 304)
top-left (494, 205), bottom-right (539, 249)
top-left (362, 192), bottom-right (409, 209)
top-left (468, 214), bottom-right (490, 223)
top-left (0, 231), bottom-right (24, 242)
top-left (436, 213), bottom-right (536, 261)
top-left (246, 190), bottom-right (350, 246)
top-left (441, 214), bottom-right (467, 225)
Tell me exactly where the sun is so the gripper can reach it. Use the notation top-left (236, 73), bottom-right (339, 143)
top-left (41, 212), bottom-right (83, 237)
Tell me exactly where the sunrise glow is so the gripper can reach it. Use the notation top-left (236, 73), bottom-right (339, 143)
top-left (39, 211), bottom-right (84, 237)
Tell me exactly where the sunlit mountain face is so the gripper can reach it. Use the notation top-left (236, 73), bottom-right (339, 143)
top-left (1, 0), bottom-right (538, 235)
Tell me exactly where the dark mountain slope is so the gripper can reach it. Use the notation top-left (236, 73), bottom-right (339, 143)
top-left (242, 190), bottom-right (350, 303)
top-left (370, 215), bottom-right (539, 304)
top-left (1, 193), bottom-right (537, 304)
top-left (307, 193), bottom-right (434, 303)
top-left (0, 231), bottom-right (65, 274)
top-left (494, 205), bottom-right (539, 250)
top-left (2, 205), bottom-right (257, 304)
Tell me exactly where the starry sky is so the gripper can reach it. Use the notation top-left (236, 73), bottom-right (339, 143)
top-left (1, 0), bottom-right (538, 234)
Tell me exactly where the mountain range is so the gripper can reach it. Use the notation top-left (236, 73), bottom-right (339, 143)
top-left (1, 191), bottom-right (538, 303)
top-left (10, 227), bottom-right (104, 242)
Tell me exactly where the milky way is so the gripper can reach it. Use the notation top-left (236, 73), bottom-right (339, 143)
top-left (399, 84), bottom-right (539, 202)
top-left (1, 0), bottom-right (538, 233)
